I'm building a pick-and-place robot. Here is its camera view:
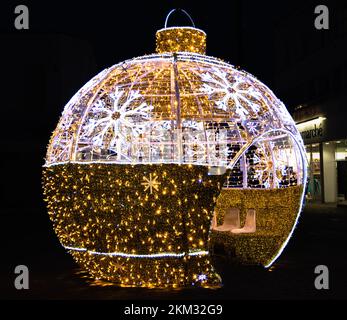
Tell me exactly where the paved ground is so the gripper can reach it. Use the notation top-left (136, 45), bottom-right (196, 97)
top-left (1, 203), bottom-right (346, 300)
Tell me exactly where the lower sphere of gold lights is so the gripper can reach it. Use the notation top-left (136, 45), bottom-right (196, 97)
top-left (43, 163), bottom-right (225, 288)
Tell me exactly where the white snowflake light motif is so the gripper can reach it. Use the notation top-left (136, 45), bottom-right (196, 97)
top-left (197, 274), bottom-right (207, 281)
top-left (246, 121), bottom-right (260, 135)
top-left (201, 68), bottom-right (263, 120)
top-left (78, 88), bottom-right (153, 160)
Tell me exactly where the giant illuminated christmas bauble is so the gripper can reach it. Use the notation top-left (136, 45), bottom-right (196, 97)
top-left (43, 13), bottom-right (307, 287)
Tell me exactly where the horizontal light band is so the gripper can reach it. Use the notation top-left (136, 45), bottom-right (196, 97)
top-left (43, 160), bottom-right (227, 168)
top-left (64, 245), bottom-right (208, 258)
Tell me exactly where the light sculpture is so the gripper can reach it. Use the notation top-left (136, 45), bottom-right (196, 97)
top-left (43, 9), bottom-right (307, 288)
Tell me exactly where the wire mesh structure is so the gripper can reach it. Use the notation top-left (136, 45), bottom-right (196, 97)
top-left (45, 51), bottom-right (306, 189)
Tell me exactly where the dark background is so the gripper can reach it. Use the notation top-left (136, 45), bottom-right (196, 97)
top-left (0, 0), bottom-right (346, 300)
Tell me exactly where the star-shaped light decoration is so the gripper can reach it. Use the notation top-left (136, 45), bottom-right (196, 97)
top-left (141, 173), bottom-right (161, 194)
top-left (197, 274), bottom-right (207, 281)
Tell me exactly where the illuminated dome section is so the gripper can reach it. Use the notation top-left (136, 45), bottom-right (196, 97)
top-left (46, 53), bottom-right (305, 190)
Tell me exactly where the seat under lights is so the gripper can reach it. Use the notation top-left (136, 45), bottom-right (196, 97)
top-left (231, 209), bottom-right (256, 234)
top-left (212, 208), bottom-right (241, 232)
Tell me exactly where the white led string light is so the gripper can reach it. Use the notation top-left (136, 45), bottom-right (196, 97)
top-left (64, 245), bottom-right (208, 259)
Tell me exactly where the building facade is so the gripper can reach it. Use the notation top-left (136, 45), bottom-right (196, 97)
top-left (274, 1), bottom-right (347, 204)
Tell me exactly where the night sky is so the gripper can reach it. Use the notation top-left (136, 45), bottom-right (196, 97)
top-left (1, 0), bottom-right (321, 86)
